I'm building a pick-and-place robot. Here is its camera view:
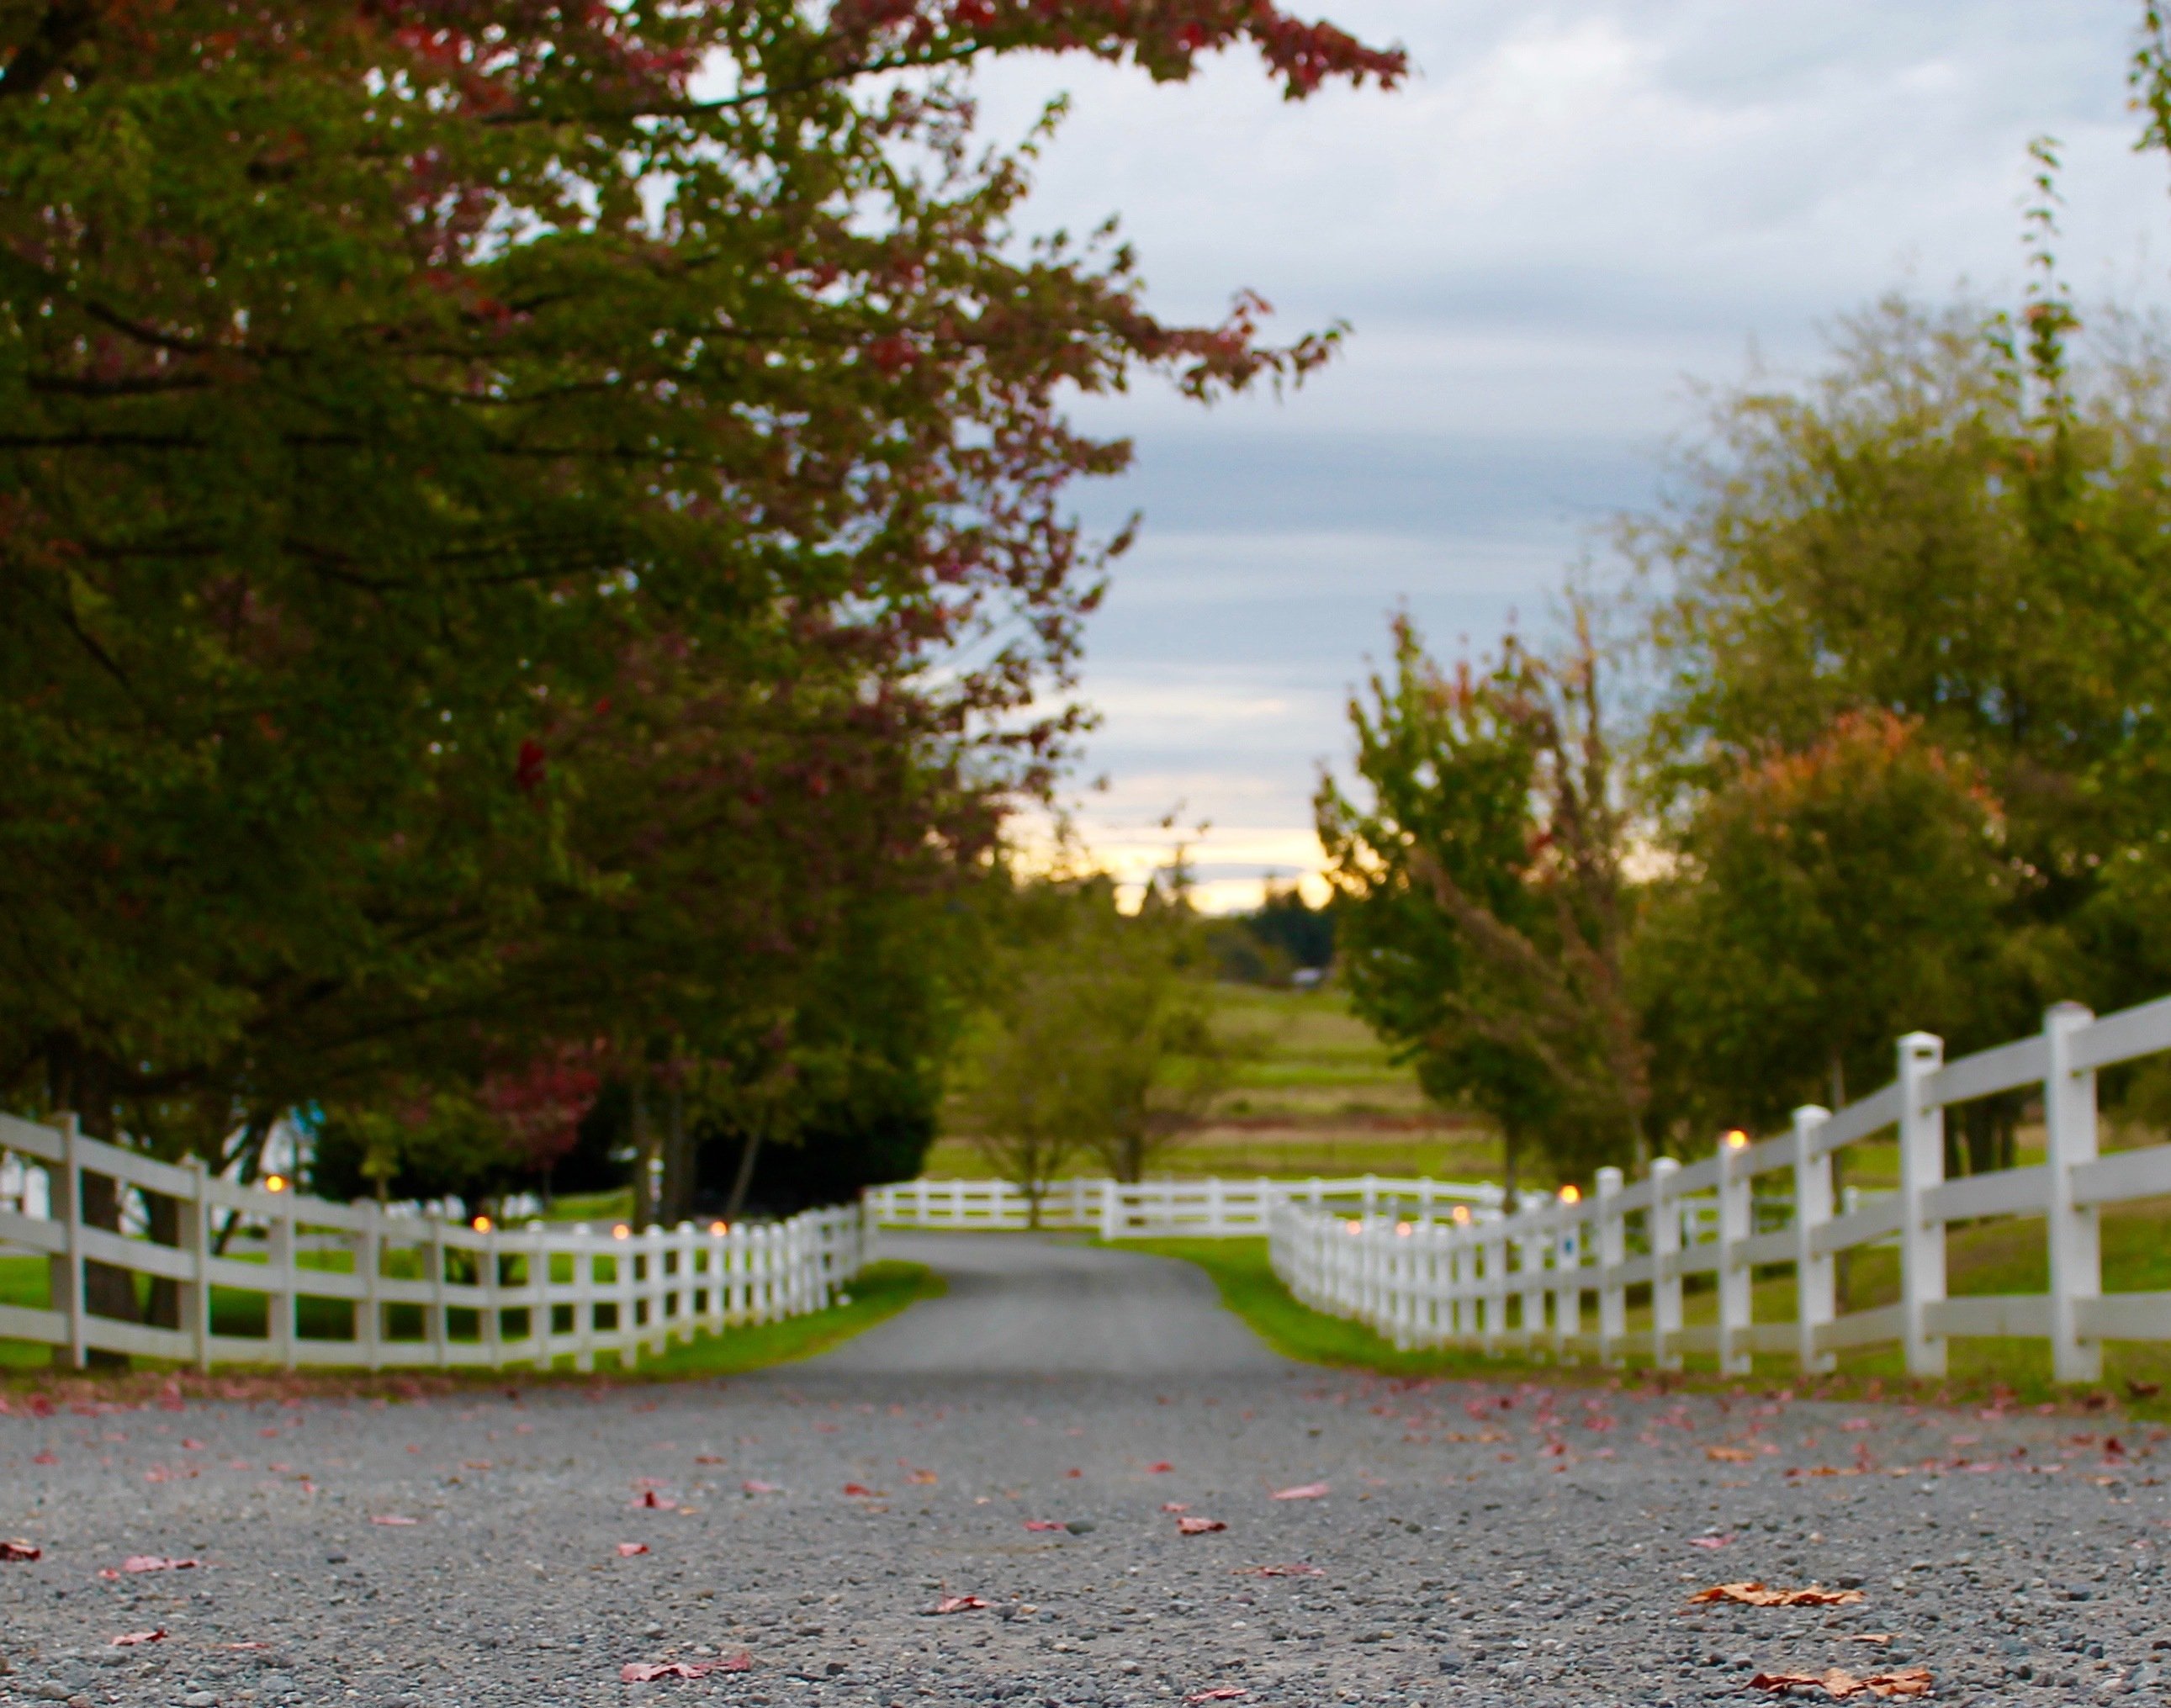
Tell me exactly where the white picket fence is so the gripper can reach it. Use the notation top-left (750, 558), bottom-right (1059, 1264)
top-left (1273, 996), bottom-right (2171, 1384)
top-left (0, 1113), bottom-right (871, 1372)
top-left (869, 1173), bottom-right (1512, 1238)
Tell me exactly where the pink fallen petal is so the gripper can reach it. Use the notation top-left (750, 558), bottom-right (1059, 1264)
top-left (1270, 1482), bottom-right (1329, 1500)
top-left (930, 1595), bottom-right (988, 1614)
top-left (1688, 1535), bottom-right (1733, 1550)
top-left (121, 1556), bottom-right (199, 1573)
top-left (1161, 1502), bottom-right (1189, 1513)
top-left (1023, 1520), bottom-right (1066, 1532)
top-left (741, 1479), bottom-right (781, 1494)
top-left (369, 1515), bottom-right (419, 1526)
top-left (617, 1542), bottom-right (649, 1557)
top-left (1177, 1516), bottom-right (1227, 1535)
top-left (111, 1629), bottom-right (167, 1647)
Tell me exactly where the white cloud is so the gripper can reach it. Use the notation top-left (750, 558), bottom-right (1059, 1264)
top-left (959, 3), bottom-right (2171, 907)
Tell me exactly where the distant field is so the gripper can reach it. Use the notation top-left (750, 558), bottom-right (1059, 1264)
top-left (925, 983), bottom-right (1512, 1181)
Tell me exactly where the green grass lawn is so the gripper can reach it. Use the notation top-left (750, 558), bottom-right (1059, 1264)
top-left (0, 1253), bottom-right (939, 1382)
top-left (1129, 1230), bottom-right (2171, 1416)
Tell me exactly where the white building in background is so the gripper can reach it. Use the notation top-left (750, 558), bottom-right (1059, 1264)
top-left (0, 1149), bottom-right (50, 1219)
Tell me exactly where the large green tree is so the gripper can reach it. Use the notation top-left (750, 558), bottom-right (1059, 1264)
top-left (0, 0), bottom-right (1401, 1339)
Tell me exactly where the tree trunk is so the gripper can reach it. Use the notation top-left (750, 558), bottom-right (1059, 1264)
top-left (723, 1124), bottom-right (763, 1223)
top-left (145, 1191), bottom-right (183, 1330)
top-left (630, 1080), bottom-right (657, 1228)
top-left (69, 1081), bottom-right (140, 1363)
top-left (658, 1080), bottom-right (692, 1226)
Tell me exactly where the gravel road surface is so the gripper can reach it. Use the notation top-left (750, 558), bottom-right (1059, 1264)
top-left (2, 1233), bottom-right (2167, 1708)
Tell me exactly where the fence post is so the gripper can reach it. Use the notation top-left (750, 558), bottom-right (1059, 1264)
top-left (1717, 1134), bottom-right (1753, 1376)
top-left (1650, 1156), bottom-right (1682, 1370)
top-left (52, 1114), bottom-right (87, 1370)
top-left (1789, 1107), bottom-right (1835, 1374)
top-left (1552, 1202), bottom-right (1580, 1359)
top-left (183, 1157), bottom-right (212, 1372)
top-left (268, 1195), bottom-right (297, 1372)
top-left (1896, 1031), bottom-right (1947, 1379)
top-left (1596, 1166), bottom-right (1624, 1367)
top-left (2044, 1002), bottom-right (2102, 1385)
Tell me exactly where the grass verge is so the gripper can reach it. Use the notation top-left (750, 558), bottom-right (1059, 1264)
top-left (0, 1259), bottom-right (940, 1396)
top-left (1123, 1235), bottom-right (2169, 1420)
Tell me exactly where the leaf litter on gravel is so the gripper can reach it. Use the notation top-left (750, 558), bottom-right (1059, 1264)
top-left (1686, 1583), bottom-right (1866, 1608)
top-left (1750, 1666), bottom-right (1930, 1699)
top-left (1176, 1516), bottom-right (1226, 1535)
top-left (622, 1652), bottom-right (750, 1682)
top-left (1, 1539), bottom-right (40, 1561)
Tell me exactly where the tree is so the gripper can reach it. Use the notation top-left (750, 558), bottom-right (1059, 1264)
top-left (1633, 711), bottom-right (2014, 1140)
top-left (1317, 609), bottom-right (1645, 1190)
top-left (0, 0), bottom-right (1403, 1335)
top-left (1633, 284), bottom-right (2171, 1019)
top-left (949, 871), bottom-right (1236, 1211)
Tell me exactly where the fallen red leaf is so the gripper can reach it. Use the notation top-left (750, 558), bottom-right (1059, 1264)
top-left (694, 1454), bottom-right (726, 1465)
top-left (1147, 1461), bottom-right (1175, 1473)
top-left (1750, 1667), bottom-right (1930, 1700)
top-left (110, 1629), bottom-right (167, 1647)
top-left (0, 1539), bottom-right (40, 1562)
top-left (120, 1555), bottom-right (199, 1573)
top-left (1023, 1520), bottom-right (1066, 1532)
top-left (1177, 1516), bottom-right (1227, 1535)
top-left (30, 1452), bottom-right (57, 1466)
top-left (617, 1542), bottom-right (649, 1557)
top-left (930, 1595), bottom-right (988, 1615)
top-left (841, 1483), bottom-right (885, 1498)
top-left (1686, 1582), bottom-right (1866, 1608)
top-left (369, 1515), bottom-right (418, 1526)
top-left (1270, 1482), bottom-right (1329, 1500)
top-left (1065, 1467), bottom-right (1082, 1478)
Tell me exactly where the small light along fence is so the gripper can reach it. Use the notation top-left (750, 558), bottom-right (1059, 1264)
top-left (867, 1174), bottom-right (1513, 1239)
top-left (0, 1113), bottom-right (871, 1372)
top-left (1272, 996), bottom-right (2171, 1384)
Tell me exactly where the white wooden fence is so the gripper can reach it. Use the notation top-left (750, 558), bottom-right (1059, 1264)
top-left (1272, 996), bottom-right (2171, 1384)
top-left (869, 1174), bottom-right (1511, 1238)
top-left (0, 1113), bottom-right (870, 1372)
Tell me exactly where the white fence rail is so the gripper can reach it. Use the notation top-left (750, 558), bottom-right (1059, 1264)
top-left (870, 1174), bottom-right (1512, 1238)
top-left (0, 1113), bottom-right (870, 1372)
top-left (1271, 997), bottom-right (2171, 1384)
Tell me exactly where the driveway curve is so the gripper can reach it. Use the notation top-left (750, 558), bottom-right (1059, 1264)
top-left (815, 1231), bottom-right (1285, 1378)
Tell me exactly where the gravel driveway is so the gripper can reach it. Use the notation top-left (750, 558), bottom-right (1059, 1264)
top-left (2, 1233), bottom-right (2165, 1707)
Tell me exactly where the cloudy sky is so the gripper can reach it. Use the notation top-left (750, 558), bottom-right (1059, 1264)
top-left (967, 2), bottom-right (2171, 910)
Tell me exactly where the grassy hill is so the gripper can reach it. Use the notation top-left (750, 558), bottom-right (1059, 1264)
top-left (923, 983), bottom-right (1510, 1180)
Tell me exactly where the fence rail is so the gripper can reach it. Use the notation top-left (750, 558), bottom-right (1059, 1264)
top-left (869, 1174), bottom-right (1512, 1238)
top-left (1270, 997), bottom-right (2171, 1383)
top-left (0, 1114), bottom-right (870, 1372)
